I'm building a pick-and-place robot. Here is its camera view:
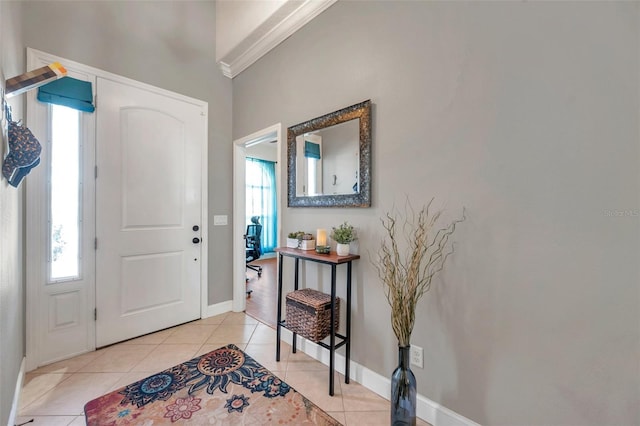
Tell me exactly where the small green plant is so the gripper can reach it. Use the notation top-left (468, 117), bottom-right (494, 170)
top-left (331, 222), bottom-right (357, 244)
top-left (288, 231), bottom-right (314, 240)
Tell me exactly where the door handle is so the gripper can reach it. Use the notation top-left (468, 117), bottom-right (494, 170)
top-left (192, 237), bottom-right (200, 244)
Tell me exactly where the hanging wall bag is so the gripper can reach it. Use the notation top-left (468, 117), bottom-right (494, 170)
top-left (2, 119), bottom-right (42, 187)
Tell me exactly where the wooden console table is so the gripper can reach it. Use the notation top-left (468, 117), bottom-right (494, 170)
top-left (275, 247), bottom-right (359, 396)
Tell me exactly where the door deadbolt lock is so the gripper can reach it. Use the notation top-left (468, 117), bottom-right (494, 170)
top-left (192, 225), bottom-right (199, 231)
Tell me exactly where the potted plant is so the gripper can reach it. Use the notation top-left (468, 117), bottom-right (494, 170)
top-left (299, 233), bottom-right (316, 250)
top-left (372, 199), bottom-right (464, 426)
top-left (287, 231), bottom-right (316, 250)
top-left (331, 221), bottom-right (357, 256)
top-left (286, 231), bottom-right (303, 248)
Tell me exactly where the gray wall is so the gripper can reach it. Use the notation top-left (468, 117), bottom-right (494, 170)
top-left (233, 2), bottom-right (639, 425)
top-left (21, 1), bottom-right (234, 304)
top-left (0, 2), bottom-right (25, 424)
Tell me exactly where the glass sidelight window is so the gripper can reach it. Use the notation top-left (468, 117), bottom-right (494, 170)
top-left (49, 104), bottom-right (82, 281)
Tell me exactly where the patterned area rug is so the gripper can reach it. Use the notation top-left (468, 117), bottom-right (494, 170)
top-left (84, 344), bottom-right (341, 425)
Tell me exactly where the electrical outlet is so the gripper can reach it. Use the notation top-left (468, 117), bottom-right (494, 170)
top-left (410, 344), bottom-right (423, 368)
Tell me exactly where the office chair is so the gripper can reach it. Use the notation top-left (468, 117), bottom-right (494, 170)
top-left (245, 216), bottom-right (263, 277)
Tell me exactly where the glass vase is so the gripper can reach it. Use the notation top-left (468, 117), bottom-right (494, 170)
top-left (391, 345), bottom-right (417, 426)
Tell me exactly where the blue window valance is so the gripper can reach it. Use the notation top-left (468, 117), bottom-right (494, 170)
top-left (304, 141), bottom-right (321, 159)
top-left (37, 77), bottom-right (95, 113)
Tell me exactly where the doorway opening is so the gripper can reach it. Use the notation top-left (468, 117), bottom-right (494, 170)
top-left (232, 124), bottom-right (282, 325)
top-left (245, 151), bottom-right (277, 326)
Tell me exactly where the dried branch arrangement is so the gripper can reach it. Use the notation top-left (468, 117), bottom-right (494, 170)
top-left (373, 198), bottom-right (465, 347)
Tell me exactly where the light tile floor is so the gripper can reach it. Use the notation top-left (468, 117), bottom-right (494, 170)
top-left (17, 312), bottom-right (431, 426)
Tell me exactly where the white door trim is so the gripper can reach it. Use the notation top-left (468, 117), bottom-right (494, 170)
top-left (232, 123), bottom-right (282, 312)
top-left (25, 48), bottom-right (209, 370)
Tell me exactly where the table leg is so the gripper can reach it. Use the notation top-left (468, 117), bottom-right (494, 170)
top-left (346, 261), bottom-right (352, 384)
top-left (276, 253), bottom-right (284, 362)
top-left (292, 258), bottom-right (299, 354)
top-left (329, 264), bottom-right (337, 396)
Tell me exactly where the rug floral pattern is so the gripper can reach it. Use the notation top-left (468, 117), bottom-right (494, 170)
top-left (84, 344), bottom-right (341, 425)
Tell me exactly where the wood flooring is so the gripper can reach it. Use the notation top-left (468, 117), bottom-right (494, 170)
top-left (245, 256), bottom-right (278, 328)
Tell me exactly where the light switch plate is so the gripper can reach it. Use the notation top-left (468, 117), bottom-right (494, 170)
top-left (213, 215), bottom-right (228, 226)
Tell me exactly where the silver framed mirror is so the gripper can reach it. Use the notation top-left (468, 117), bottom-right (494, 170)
top-left (287, 100), bottom-right (371, 208)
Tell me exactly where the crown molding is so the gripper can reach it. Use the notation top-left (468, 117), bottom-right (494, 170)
top-left (218, 0), bottom-right (337, 79)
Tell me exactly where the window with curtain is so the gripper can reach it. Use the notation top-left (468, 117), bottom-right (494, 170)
top-left (246, 157), bottom-right (277, 253)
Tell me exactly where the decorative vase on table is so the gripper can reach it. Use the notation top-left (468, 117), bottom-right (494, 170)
top-left (391, 345), bottom-right (417, 426)
top-left (335, 242), bottom-right (350, 256)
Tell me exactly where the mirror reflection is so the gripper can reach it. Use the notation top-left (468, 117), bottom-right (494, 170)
top-left (295, 119), bottom-right (360, 197)
top-left (287, 99), bottom-right (371, 208)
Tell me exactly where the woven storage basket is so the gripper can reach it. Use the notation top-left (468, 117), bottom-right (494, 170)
top-left (286, 288), bottom-right (340, 342)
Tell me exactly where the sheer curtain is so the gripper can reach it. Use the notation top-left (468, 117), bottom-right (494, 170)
top-left (246, 157), bottom-right (277, 253)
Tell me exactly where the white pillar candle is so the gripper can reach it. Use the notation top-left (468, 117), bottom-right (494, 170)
top-left (316, 229), bottom-right (327, 246)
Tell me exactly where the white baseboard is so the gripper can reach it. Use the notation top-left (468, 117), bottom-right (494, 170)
top-left (279, 329), bottom-right (478, 426)
top-left (8, 357), bottom-right (26, 426)
top-left (200, 307), bottom-right (478, 425)
top-left (202, 300), bottom-right (233, 318)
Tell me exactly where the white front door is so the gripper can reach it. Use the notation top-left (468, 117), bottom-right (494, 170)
top-left (95, 77), bottom-right (205, 347)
